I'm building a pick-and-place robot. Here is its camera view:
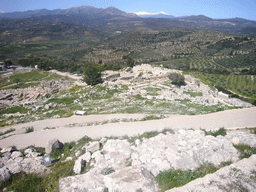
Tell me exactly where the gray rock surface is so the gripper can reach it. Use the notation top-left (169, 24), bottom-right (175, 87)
top-left (86, 141), bottom-right (100, 153)
top-left (0, 167), bottom-right (11, 182)
top-left (46, 139), bottom-right (64, 154)
top-left (104, 166), bottom-right (158, 192)
top-left (167, 154), bottom-right (256, 192)
top-left (60, 129), bottom-right (248, 191)
top-left (226, 131), bottom-right (256, 148)
top-left (0, 148), bottom-right (46, 181)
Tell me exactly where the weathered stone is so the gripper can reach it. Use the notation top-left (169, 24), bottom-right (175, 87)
top-left (59, 169), bottom-right (105, 192)
top-left (167, 155), bottom-right (256, 192)
top-left (230, 137), bottom-right (240, 145)
top-left (0, 167), bottom-right (11, 182)
top-left (102, 139), bottom-right (132, 170)
top-left (226, 132), bottom-right (256, 148)
top-left (24, 148), bottom-right (41, 158)
top-left (78, 152), bottom-right (91, 163)
top-left (99, 137), bottom-right (107, 144)
top-left (73, 158), bottom-right (84, 175)
top-left (86, 141), bottom-right (100, 153)
top-left (20, 157), bottom-right (46, 174)
top-left (0, 147), bottom-right (12, 153)
top-left (11, 151), bottom-right (23, 159)
top-left (104, 166), bottom-right (158, 192)
top-left (5, 160), bottom-right (21, 174)
top-left (46, 139), bottom-right (64, 154)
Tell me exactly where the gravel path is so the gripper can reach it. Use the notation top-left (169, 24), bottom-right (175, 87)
top-left (1, 107), bottom-right (256, 149)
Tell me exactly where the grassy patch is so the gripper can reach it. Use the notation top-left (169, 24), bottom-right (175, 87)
top-left (202, 127), bottom-right (227, 137)
top-left (0, 106), bottom-right (30, 115)
top-left (184, 91), bottom-right (203, 97)
top-left (155, 163), bottom-right (219, 191)
top-left (233, 144), bottom-right (256, 159)
top-left (25, 126), bottom-right (34, 133)
top-left (0, 128), bottom-right (15, 136)
top-left (141, 115), bottom-right (166, 121)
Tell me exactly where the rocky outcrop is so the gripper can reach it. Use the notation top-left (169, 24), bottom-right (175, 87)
top-left (0, 147), bottom-right (46, 178)
top-left (58, 130), bottom-right (256, 191)
top-left (45, 139), bottom-right (64, 154)
top-left (0, 80), bottom-right (74, 107)
top-left (167, 154), bottom-right (256, 192)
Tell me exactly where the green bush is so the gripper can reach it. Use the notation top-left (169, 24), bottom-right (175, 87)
top-left (83, 63), bottom-right (103, 86)
top-left (168, 73), bottom-right (185, 86)
top-left (25, 127), bottom-right (34, 133)
top-left (202, 127), bottom-right (227, 137)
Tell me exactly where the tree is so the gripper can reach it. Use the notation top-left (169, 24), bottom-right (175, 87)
top-left (83, 63), bottom-right (103, 86)
top-left (4, 59), bottom-right (12, 68)
top-left (126, 56), bottom-right (135, 68)
top-left (168, 73), bottom-right (185, 86)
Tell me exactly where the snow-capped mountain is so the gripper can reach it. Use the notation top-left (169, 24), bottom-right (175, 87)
top-left (133, 11), bottom-right (175, 18)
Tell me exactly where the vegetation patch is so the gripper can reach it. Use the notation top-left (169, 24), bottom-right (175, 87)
top-left (0, 128), bottom-right (15, 136)
top-left (25, 126), bottom-right (34, 133)
top-left (202, 127), bottom-right (227, 137)
top-left (0, 106), bottom-right (30, 115)
top-left (155, 162), bottom-right (230, 191)
top-left (233, 144), bottom-right (256, 159)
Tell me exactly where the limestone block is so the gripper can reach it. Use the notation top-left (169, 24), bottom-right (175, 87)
top-left (0, 167), bottom-right (11, 182)
top-left (59, 169), bottom-right (105, 192)
top-left (11, 151), bottom-right (23, 159)
top-left (73, 158), bottom-right (84, 175)
top-left (104, 166), bottom-right (158, 192)
top-left (86, 141), bottom-right (100, 153)
top-left (46, 139), bottom-right (64, 154)
top-left (78, 152), bottom-right (91, 163)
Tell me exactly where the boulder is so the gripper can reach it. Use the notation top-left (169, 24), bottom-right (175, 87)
top-left (5, 160), bottom-right (21, 174)
top-left (78, 152), bottom-right (91, 163)
top-left (24, 148), bottom-right (41, 158)
top-left (73, 152), bottom-right (91, 175)
top-left (11, 151), bottom-right (23, 159)
top-left (0, 167), bottom-right (11, 182)
top-left (46, 139), bottom-right (64, 154)
top-left (104, 166), bottom-right (158, 192)
top-left (86, 141), bottom-right (100, 153)
top-left (73, 158), bottom-right (84, 175)
top-left (59, 169), bottom-right (105, 191)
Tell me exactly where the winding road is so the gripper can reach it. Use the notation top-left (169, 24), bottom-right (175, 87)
top-left (0, 107), bottom-right (256, 150)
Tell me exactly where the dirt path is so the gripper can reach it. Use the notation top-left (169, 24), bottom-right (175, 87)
top-left (1, 107), bottom-right (256, 149)
top-left (49, 70), bottom-right (83, 80)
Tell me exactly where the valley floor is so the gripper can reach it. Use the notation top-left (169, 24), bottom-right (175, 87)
top-left (1, 107), bottom-right (256, 150)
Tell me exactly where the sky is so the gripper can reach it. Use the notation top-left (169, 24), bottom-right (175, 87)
top-left (1, 0), bottom-right (256, 21)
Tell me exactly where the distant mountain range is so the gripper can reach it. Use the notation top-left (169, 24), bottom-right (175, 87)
top-left (0, 6), bottom-right (256, 35)
top-left (133, 11), bottom-right (175, 18)
top-left (0, 6), bottom-right (137, 19)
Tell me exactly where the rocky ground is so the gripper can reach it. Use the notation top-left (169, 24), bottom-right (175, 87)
top-left (58, 129), bottom-right (256, 191)
top-left (1, 65), bottom-right (256, 191)
top-left (1, 128), bottom-right (256, 191)
top-left (0, 64), bottom-right (252, 126)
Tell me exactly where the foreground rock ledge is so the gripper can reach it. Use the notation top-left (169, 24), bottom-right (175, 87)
top-left (168, 154), bottom-right (256, 192)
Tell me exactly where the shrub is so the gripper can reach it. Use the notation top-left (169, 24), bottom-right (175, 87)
top-left (25, 127), bottom-right (34, 133)
top-left (202, 127), bottom-right (227, 137)
top-left (168, 73), bottom-right (185, 86)
top-left (0, 128), bottom-right (15, 136)
top-left (100, 167), bottom-right (115, 175)
top-left (83, 63), bottom-right (103, 86)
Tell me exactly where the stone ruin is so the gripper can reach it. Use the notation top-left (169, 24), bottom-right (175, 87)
top-left (0, 80), bottom-right (74, 108)
top-left (102, 64), bottom-right (252, 108)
